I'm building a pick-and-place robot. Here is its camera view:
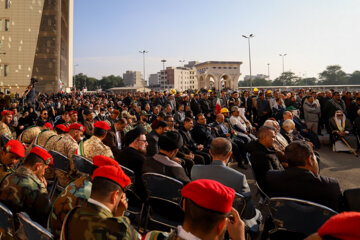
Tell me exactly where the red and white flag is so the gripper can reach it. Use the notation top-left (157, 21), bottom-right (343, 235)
top-left (215, 92), bottom-right (221, 115)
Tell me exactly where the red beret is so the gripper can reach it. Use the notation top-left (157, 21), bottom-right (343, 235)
top-left (69, 123), bottom-right (85, 132)
top-left (6, 140), bottom-right (25, 158)
top-left (181, 179), bottom-right (235, 213)
top-left (93, 155), bottom-right (119, 167)
top-left (94, 121), bottom-right (110, 131)
top-left (1, 110), bottom-right (14, 116)
top-left (69, 111), bottom-right (78, 116)
top-left (44, 122), bottom-right (53, 130)
top-left (318, 212), bottom-right (360, 240)
top-left (92, 165), bottom-right (131, 189)
top-left (55, 124), bottom-right (69, 133)
top-left (29, 146), bottom-right (53, 166)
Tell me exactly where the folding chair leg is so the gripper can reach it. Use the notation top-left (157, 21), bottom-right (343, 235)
top-left (49, 178), bottom-right (58, 200)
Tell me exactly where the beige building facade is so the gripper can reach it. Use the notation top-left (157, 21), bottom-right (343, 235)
top-left (195, 61), bottom-right (242, 90)
top-left (0, 0), bottom-right (73, 94)
top-left (123, 70), bottom-right (144, 87)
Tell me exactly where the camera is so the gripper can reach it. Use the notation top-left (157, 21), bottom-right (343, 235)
top-left (30, 77), bottom-right (38, 86)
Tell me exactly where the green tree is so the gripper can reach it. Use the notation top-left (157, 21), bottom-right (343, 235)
top-left (348, 71), bottom-right (360, 84)
top-left (295, 77), bottom-right (317, 86)
top-left (99, 75), bottom-right (124, 90)
top-left (272, 71), bottom-right (298, 86)
top-left (319, 65), bottom-right (348, 85)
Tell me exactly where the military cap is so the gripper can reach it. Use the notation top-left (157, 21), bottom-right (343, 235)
top-left (93, 155), bottom-right (119, 168)
top-left (5, 139), bottom-right (25, 158)
top-left (158, 131), bottom-right (183, 151)
top-left (94, 121), bottom-right (110, 131)
top-left (69, 110), bottom-right (78, 116)
top-left (141, 110), bottom-right (150, 116)
top-left (69, 123), bottom-right (85, 132)
top-left (1, 110), bottom-right (14, 116)
top-left (92, 165), bottom-right (131, 190)
top-left (181, 179), bottom-right (235, 214)
top-left (318, 211), bottom-right (360, 240)
top-left (44, 122), bottom-right (53, 130)
top-left (55, 124), bottom-right (69, 133)
top-left (30, 146), bottom-right (53, 166)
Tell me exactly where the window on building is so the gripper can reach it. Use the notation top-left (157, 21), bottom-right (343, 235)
top-left (4, 65), bottom-right (8, 76)
top-left (0, 20), bottom-right (2, 31)
top-left (5, 19), bottom-right (10, 31)
top-left (0, 41), bottom-right (2, 51)
top-left (5, 0), bottom-right (11, 9)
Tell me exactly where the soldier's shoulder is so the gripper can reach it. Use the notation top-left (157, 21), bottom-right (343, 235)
top-left (143, 230), bottom-right (172, 240)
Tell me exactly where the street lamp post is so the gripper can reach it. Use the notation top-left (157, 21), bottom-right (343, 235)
top-left (279, 53), bottom-right (287, 73)
top-left (161, 59), bottom-right (166, 90)
top-left (242, 34), bottom-right (254, 88)
top-left (73, 64), bottom-right (79, 90)
top-left (267, 63), bottom-right (270, 80)
top-left (139, 50), bottom-right (148, 92)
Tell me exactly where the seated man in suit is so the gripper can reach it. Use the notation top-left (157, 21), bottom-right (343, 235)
top-left (265, 141), bottom-right (342, 212)
top-left (191, 137), bottom-right (260, 222)
top-left (191, 113), bottom-right (213, 150)
top-left (246, 126), bottom-right (284, 190)
top-left (146, 121), bottom-right (168, 157)
top-left (142, 131), bottom-right (190, 184)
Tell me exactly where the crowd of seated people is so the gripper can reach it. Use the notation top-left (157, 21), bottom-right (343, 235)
top-left (0, 87), bottom-right (358, 239)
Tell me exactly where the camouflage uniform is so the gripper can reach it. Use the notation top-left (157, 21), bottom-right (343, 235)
top-left (60, 200), bottom-right (141, 240)
top-left (0, 166), bottom-right (50, 227)
top-left (44, 134), bottom-right (63, 151)
top-left (19, 126), bottom-right (41, 144)
top-left (49, 176), bottom-right (92, 238)
top-left (80, 136), bottom-right (113, 161)
top-left (124, 124), bottom-right (133, 135)
top-left (54, 134), bottom-right (79, 187)
top-left (0, 121), bottom-right (12, 138)
top-left (0, 163), bottom-right (14, 183)
top-left (35, 129), bottom-right (58, 148)
top-left (139, 122), bottom-right (152, 135)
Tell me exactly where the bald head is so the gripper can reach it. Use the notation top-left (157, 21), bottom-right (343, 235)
top-left (283, 111), bottom-right (293, 120)
top-left (210, 137), bottom-right (232, 161)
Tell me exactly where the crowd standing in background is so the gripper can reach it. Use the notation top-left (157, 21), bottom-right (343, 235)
top-left (0, 87), bottom-right (359, 239)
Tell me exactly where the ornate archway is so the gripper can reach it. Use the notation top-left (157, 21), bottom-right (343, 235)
top-left (195, 61), bottom-right (242, 90)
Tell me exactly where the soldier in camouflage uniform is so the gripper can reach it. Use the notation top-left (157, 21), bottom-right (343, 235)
top-left (60, 165), bottom-right (141, 240)
top-left (49, 155), bottom-right (120, 238)
top-left (34, 123), bottom-right (57, 148)
top-left (19, 121), bottom-right (52, 144)
top-left (0, 110), bottom-right (13, 138)
top-left (53, 123), bottom-right (85, 187)
top-left (43, 124), bottom-right (69, 151)
top-left (80, 121), bottom-right (113, 161)
top-left (138, 111), bottom-right (152, 134)
top-left (0, 139), bottom-right (25, 182)
top-left (0, 146), bottom-right (53, 227)
top-left (143, 179), bottom-right (245, 240)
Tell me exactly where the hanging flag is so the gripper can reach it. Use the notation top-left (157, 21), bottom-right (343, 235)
top-left (215, 92), bottom-right (221, 115)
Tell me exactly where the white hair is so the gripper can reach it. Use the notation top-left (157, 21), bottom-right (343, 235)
top-left (283, 119), bottom-right (295, 129)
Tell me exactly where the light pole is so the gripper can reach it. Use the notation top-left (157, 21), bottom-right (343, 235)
top-left (279, 53), bottom-right (287, 73)
top-left (73, 64), bottom-right (79, 90)
top-left (139, 50), bottom-right (148, 92)
top-left (242, 34), bottom-right (254, 87)
top-left (267, 63), bottom-right (270, 80)
top-left (161, 59), bottom-right (166, 90)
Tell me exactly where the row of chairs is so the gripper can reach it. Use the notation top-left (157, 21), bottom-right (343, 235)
top-left (245, 153), bottom-right (360, 239)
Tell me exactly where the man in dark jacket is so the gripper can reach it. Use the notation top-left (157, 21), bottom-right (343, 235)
top-left (117, 126), bottom-right (148, 200)
top-left (142, 131), bottom-right (190, 184)
top-left (265, 141), bottom-right (342, 212)
top-left (190, 94), bottom-right (202, 117)
top-left (191, 113), bottom-right (213, 149)
top-left (146, 121), bottom-right (168, 157)
top-left (246, 126), bottom-right (283, 190)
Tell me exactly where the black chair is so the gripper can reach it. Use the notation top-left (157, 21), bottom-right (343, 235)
top-left (268, 197), bottom-right (338, 238)
top-left (73, 155), bottom-right (93, 174)
top-left (17, 212), bottom-right (53, 240)
top-left (47, 150), bottom-right (70, 200)
top-left (142, 173), bottom-right (184, 231)
top-left (119, 165), bottom-right (143, 230)
top-left (344, 188), bottom-right (360, 212)
top-left (0, 202), bottom-right (15, 239)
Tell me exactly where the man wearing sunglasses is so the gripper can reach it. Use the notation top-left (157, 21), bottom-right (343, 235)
top-left (0, 146), bottom-right (53, 227)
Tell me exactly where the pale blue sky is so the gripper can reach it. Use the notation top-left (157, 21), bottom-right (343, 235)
top-left (74, 0), bottom-right (360, 81)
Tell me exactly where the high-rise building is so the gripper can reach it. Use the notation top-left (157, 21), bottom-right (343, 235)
top-left (123, 70), bottom-right (144, 87)
top-left (0, 0), bottom-right (74, 93)
top-left (161, 66), bottom-right (197, 91)
top-left (148, 73), bottom-right (159, 86)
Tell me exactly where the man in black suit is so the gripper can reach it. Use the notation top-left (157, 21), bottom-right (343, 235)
top-left (142, 131), bottom-right (190, 184)
top-left (240, 90), bottom-right (252, 121)
top-left (117, 126), bottom-right (148, 199)
top-left (200, 93), bottom-right (212, 120)
top-left (179, 117), bottom-right (211, 164)
top-left (146, 121), bottom-right (168, 157)
top-left (190, 94), bottom-right (202, 117)
top-left (265, 141), bottom-right (342, 212)
top-left (246, 126), bottom-right (283, 190)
